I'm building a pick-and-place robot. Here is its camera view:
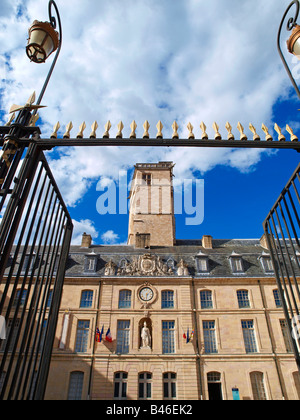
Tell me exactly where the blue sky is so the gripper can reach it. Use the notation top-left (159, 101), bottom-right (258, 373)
top-left (1, 0), bottom-right (300, 244)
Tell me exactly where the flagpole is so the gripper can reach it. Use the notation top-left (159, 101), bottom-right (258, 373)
top-left (87, 281), bottom-right (102, 400)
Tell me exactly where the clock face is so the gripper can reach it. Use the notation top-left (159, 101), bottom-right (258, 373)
top-left (139, 287), bottom-right (154, 302)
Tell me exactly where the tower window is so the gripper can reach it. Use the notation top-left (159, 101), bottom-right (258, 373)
top-left (142, 174), bottom-right (151, 186)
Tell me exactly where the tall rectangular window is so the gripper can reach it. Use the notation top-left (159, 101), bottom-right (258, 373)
top-left (203, 321), bottom-right (218, 354)
top-left (280, 319), bottom-right (293, 353)
top-left (237, 290), bottom-right (250, 308)
top-left (273, 289), bottom-right (282, 308)
top-left (80, 290), bottom-right (93, 308)
top-left (116, 321), bottom-right (130, 354)
top-left (139, 373), bottom-right (152, 399)
top-left (118, 290), bottom-right (132, 309)
top-left (162, 321), bottom-right (175, 354)
top-left (114, 372), bottom-right (127, 400)
top-left (163, 373), bottom-right (176, 400)
top-left (200, 290), bottom-right (213, 309)
top-left (75, 320), bottom-right (90, 353)
top-left (161, 291), bottom-right (174, 309)
top-left (68, 371), bottom-right (84, 400)
top-left (242, 320), bottom-right (257, 353)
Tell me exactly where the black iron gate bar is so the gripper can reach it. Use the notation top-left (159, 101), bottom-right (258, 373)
top-left (1, 136), bottom-right (300, 151)
top-left (0, 143), bottom-right (73, 400)
top-left (263, 162), bottom-right (300, 373)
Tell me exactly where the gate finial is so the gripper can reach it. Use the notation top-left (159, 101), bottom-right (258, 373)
top-left (237, 122), bottom-right (247, 140)
top-left (90, 121), bottom-right (98, 139)
top-left (187, 122), bottom-right (195, 139)
top-left (286, 124), bottom-right (298, 141)
top-left (130, 121), bottom-right (137, 139)
top-left (261, 124), bottom-right (273, 141)
top-left (116, 121), bottom-right (124, 138)
top-left (143, 121), bottom-right (150, 139)
top-left (249, 123), bottom-right (260, 141)
top-left (200, 122), bottom-right (208, 140)
top-left (64, 122), bottom-right (73, 138)
top-left (212, 122), bottom-right (221, 140)
top-left (77, 122), bottom-right (86, 139)
top-left (103, 121), bottom-right (112, 138)
top-left (225, 122), bottom-right (234, 140)
top-left (274, 123), bottom-right (286, 141)
top-left (172, 121), bottom-right (179, 139)
top-left (51, 122), bottom-right (60, 138)
top-left (156, 121), bottom-right (163, 139)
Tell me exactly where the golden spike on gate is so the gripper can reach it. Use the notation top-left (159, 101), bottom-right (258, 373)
top-left (116, 121), bottom-right (124, 139)
top-left (64, 122), bottom-right (73, 139)
top-left (29, 113), bottom-right (39, 127)
top-left (187, 122), bottom-right (195, 139)
top-left (225, 122), bottom-right (234, 140)
top-left (51, 122), bottom-right (60, 139)
top-left (9, 91), bottom-right (46, 114)
top-left (261, 124), bottom-right (273, 141)
top-left (172, 121), bottom-right (179, 139)
top-left (90, 121), bottom-right (98, 139)
top-left (212, 122), bottom-right (221, 140)
top-left (143, 121), bottom-right (150, 139)
top-left (5, 113), bottom-right (15, 126)
top-left (156, 121), bottom-right (163, 139)
top-left (286, 125), bottom-right (298, 142)
top-left (77, 122), bottom-right (86, 139)
top-left (130, 120), bottom-right (137, 139)
top-left (237, 122), bottom-right (247, 140)
top-left (249, 123), bottom-right (260, 141)
top-left (200, 122), bottom-right (208, 140)
top-left (274, 123), bottom-right (286, 141)
top-left (103, 121), bottom-right (112, 138)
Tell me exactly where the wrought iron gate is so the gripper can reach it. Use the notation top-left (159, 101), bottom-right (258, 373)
top-left (0, 136), bottom-right (73, 400)
top-left (263, 163), bottom-right (300, 373)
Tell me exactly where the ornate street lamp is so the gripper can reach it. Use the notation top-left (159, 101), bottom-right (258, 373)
top-left (278, 0), bottom-right (300, 100)
top-left (26, 19), bottom-right (59, 63)
top-left (26, 0), bottom-right (62, 107)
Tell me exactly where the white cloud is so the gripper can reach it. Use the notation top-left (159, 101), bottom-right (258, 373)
top-left (71, 218), bottom-right (98, 245)
top-left (0, 0), bottom-right (296, 207)
top-left (101, 230), bottom-right (120, 245)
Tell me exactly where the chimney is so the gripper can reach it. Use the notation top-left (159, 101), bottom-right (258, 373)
top-left (202, 235), bottom-right (213, 249)
top-left (81, 232), bottom-right (92, 248)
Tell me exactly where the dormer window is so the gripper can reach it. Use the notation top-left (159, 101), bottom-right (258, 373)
top-left (195, 251), bottom-right (209, 274)
top-left (259, 252), bottom-right (274, 273)
top-left (84, 252), bottom-right (98, 274)
top-left (229, 252), bottom-right (244, 274)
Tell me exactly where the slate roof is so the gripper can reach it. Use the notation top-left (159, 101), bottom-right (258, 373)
top-left (63, 239), bottom-right (281, 278)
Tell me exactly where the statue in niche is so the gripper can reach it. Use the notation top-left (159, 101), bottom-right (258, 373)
top-left (177, 259), bottom-right (189, 276)
top-left (141, 321), bottom-right (151, 348)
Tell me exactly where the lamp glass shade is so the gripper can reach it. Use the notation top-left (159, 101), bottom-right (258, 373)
top-left (287, 25), bottom-right (300, 59)
top-left (26, 20), bottom-right (59, 63)
top-left (293, 37), bottom-right (300, 56)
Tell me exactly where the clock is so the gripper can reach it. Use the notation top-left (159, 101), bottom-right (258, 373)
top-left (139, 287), bottom-right (154, 302)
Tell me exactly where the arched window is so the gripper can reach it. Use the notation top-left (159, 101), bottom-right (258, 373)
top-left (67, 371), bottom-right (84, 400)
top-left (207, 372), bottom-right (223, 401)
top-left (80, 290), bottom-right (93, 308)
top-left (161, 290), bottom-right (174, 309)
top-left (237, 290), bottom-right (250, 308)
top-left (118, 290), bottom-right (132, 309)
top-left (200, 290), bottom-right (213, 309)
top-left (250, 372), bottom-right (267, 400)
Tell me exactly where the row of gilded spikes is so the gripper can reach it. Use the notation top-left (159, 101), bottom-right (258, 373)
top-left (5, 113), bottom-right (298, 142)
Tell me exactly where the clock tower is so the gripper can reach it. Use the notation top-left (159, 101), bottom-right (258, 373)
top-left (127, 161), bottom-right (176, 247)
